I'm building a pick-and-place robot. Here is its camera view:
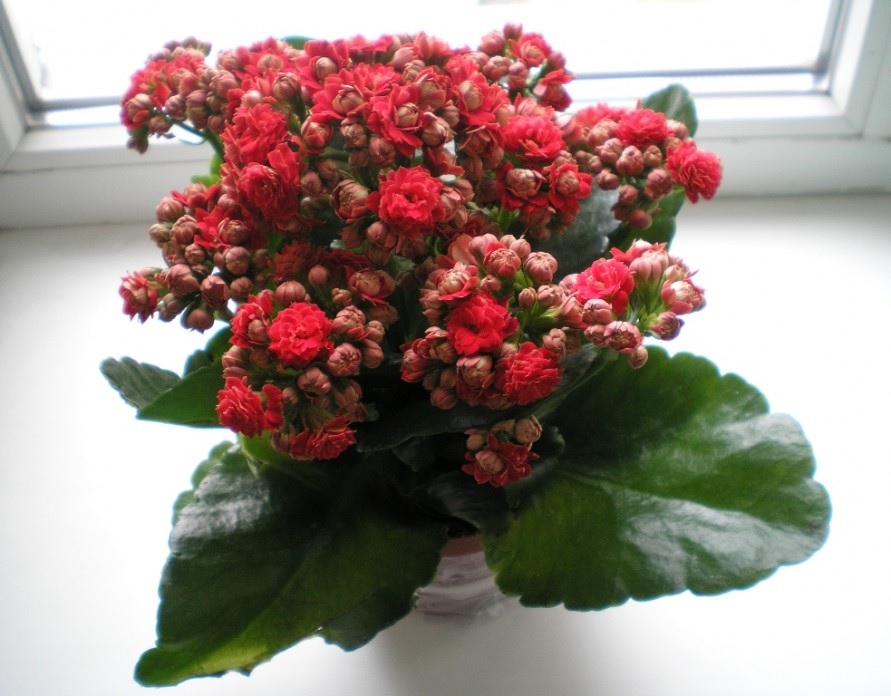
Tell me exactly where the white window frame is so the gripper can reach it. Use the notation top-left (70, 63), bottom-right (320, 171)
top-left (1, 0), bottom-right (889, 230)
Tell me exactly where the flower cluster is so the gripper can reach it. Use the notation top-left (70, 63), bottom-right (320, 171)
top-left (118, 24), bottom-right (719, 484)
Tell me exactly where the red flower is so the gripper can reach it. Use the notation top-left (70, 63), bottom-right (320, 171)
top-left (462, 437), bottom-right (537, 487)
top-left (446, 292), bottom-right (519, 356)
top-left (499, 342), bottom-right (561, 405)
top-left (274, 416), bottom-right (357, 461)
top-left (666, 141), bottom-right (723, 203)
top-left (367, 166), bottom-right (445, 240)
top-left (268, 302), bottom-right (334, 368)
top-left (222, 102), bottom-right (291, 166)
top-left (366, 83), bottom-right (424, 157)
top-left (501, 110), bottom-right (566, 163)
top-left (216, 377), bottom-right (266, 437)
top-left (233, 146), bottom-right (301, 228)
top-left (615, 108), bottom-right (670, 148)
top-left (119, 271), bottom-right (159, 322)
top-left (230, 291), bottom-right (274, 349)
top-left (572, 258), bottom-right (635, 317)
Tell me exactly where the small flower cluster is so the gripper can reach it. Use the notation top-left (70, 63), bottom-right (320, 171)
top-left (118, 25), bottom-right (718, 484)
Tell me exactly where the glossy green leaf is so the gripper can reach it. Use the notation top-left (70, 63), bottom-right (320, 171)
top-left (537, 189), bottom-right (620, 274)
top-left (137, 363), bottom-right (224, 427)
top-left (485, 348), bottom-right (830, 609)
top-left (136, 443), bottom-right (447, 686)
top-left (643, 83), bottom-right (699, 136)
top-left (99, 357), bottom-right (179, 410)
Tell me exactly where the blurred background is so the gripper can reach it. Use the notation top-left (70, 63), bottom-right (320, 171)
top-left (1, 1), bottom-right (889, 694)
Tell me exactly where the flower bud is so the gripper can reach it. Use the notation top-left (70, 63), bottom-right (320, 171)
top-left (603, 321), bottom-right (642, 353)
top-left (223, 246), bottom-right (251, 276)
top-left (430, 386), bottom-right (457, 410)
top-left (229, 276), bottom-right (254, 302)
top-left (648, 311), bottom-right (683, 340)
top-left (361, 339), bottom-right (384, 369)
top-left (616, 146), bottom-right (645, 176)
top-left (200, 275), bottom-right (230, 308)
top-left (298, 366), bottom-right (331, 396)
top-left (164, 264), bottom-right (201, 297)
top-left (514, 415), bottom-right (543, 444)
top-left (326, 343), bottom-right (362, 377)
top-left (626, 345), bottom-right (649, 369)
top-left (275, 280), bottom-right (307, 307)
top-left (524, 251), bottom-right (558, 284)
top-left (485, 247), bottom-right (522, 277)
top-left (182, 305), bottom-right (215, 332)
top-left (475, 449), bottom-right (505, 475)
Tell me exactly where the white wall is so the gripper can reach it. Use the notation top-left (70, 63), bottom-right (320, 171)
top-left (1, 193), bottom-right (889, 694)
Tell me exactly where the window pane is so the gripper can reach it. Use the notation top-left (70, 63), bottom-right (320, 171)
top-left (5, 0), bottom-right (836, 106)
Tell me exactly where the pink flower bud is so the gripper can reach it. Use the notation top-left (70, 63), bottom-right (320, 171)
top-left (644, 168), bottom-right (673, 200)
top-left (595, 169), bottom-right (620, 190)
top-left (597, 138), bottom-right (624, 166)
top-left (514, 415), bottom-right (543, 444)
top-left (326, 343), bottom-right (362, 377)
top-left (155, 196), bottom-right (185, 223)
top-left (603, 321), bottom-right (642, 353)
top-left (618, 184), bottom-right (640, 207)
top-left (524, 251), bottom-right (559, 284)
top-left (332, 305), bottom-right (368, 339)
top-left (616, 146), bottom-right (645, 176)
top-left (504, 167), bottom-right (544, 200)
top-left (229, 276), bottom-right (254, 302)
top-left (626, 345), bottom-right (649, 369)
top-left (648, 311), bottom-right (683, 340)
top-left (518, 287), bottom-right (537, 308)
top-left (274, 280), bottom-right (307, 307)
top-left (485, 247), bottom-right (522, 277)
top-left (364, 320), bottom-right (385, 344)
top-left (340, 120), bottom-right (368, 150)
top-left (157, 293), bottom-right (183, 322)
top-left (183, 305), bottom-right (215, 332)
top-left (661, 279), bottom-right (704, 314)
top-left (221, 346), bottom-right (249, 379)
top-left (297, 367), bottom-right (330, 397)
top-left (200, 275), bottom-right (230, 308)
top-left (361, 339), bottom-right (384, 369)
top-left (542, 328), bottom-right (567, 353)
top-left (475, 449), bottom-right (505, 475)
top-left (430, 386), bottom-right (457, 410)
top-left (627, 209), bottom-right (652, 230)
top-left (223, 246), bottom-right (251, 276)
top-left (164, 264), bottom-right (201, 297)
top-left (308, 264), bottom-right (330, 287)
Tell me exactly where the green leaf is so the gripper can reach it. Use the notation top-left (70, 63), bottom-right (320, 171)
top-left (485, 348), bottom-right (830, 609)
top-left (136, 444), bottom-right (447, 686)
top-left (137, 363), bottom-right (225, 427)
top-left (538, 188), bottom-right (620, 273)
top-left (643, 83), bottom-right (699, 136)
top-left (99, 357), bottom-right (179, 410)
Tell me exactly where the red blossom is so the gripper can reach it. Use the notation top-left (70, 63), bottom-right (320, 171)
top-left (216, 377), bottom-right (266, 437)
top-left (119, 271), bottom-right (159, 322)
top-left (666, 140), bottom-right (723, 202)
top-left (230, 291), bottom-right (274, 349)
top-left (446, 292), bottom-right (519, 356)
top-left (615, 108), bottom-right (670, 149)
top-left (572, 258), bottom-right (635, 317)
top-left (462, 436), bottom-right (537, 486)
top-left (268, 302), bottom-right (334, 368)
top-left (274, 416), bottom-right (357, 460)
top-left (367, 166), bottom-right (445, 241)
top-left (498, 342), bottom-right (561, 405)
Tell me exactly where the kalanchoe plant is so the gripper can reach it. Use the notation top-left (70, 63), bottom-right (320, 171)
top-left (102, 24), bottom-right (830, 687)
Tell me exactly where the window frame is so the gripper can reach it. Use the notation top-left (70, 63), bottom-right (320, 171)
top-left (1, 0), bottom-right (889, 230)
